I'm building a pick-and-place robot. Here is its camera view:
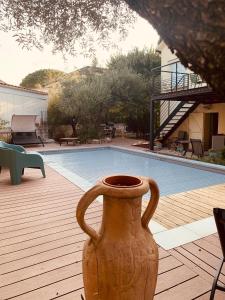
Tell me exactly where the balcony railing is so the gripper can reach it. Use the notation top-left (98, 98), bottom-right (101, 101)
top-left (151, 61), bottom-right (208, 96)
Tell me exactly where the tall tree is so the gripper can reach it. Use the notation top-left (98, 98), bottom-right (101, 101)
top-left (20, 69), bottom-right (65, 89)
top-left (1, 1), bottom-right (225, 96)
top-left (108, 48), bottom-right (160, 80)
top-left (107, 67), bottom-right (150, 136)
top-left (107, 49), bottom-right (160, 135)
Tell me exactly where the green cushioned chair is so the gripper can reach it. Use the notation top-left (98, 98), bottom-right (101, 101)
top-left (0, 141), bottom-right (26, 153)
top-left (0, 141), bottom-right (45, 185)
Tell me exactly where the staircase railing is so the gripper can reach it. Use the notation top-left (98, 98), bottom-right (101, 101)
top-left (155, 101), bottom-right (186, 138)
top-left (160, 100), bottom-right (181, 125)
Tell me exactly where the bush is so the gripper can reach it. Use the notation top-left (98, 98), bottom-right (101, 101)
top-left (77, 126), bottom-right (99, 143)
top-left (52, 125), bottom-right (73, 141)
top-left (0, 119), bottom-right (8, 129)
top-left (208, 148), bottom-right (222, 159)
top-left (221, 147), bottom-right (225, 160)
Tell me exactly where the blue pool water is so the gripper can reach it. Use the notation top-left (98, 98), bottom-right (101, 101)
top-left (44, 148), bottom-right (225, 196)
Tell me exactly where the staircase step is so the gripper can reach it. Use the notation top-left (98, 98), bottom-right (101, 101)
top-left (174, 114), bottom-right (185, 117)
top-left (171, 118), bottom-right (181, 121)
top-left (176, 111), bottom-right (186, 113)
top-left (171, 115), bottom-right (183, 120)
top-left (164, 127), bottom-right (173, 130)
top-left (183, 105), bottom-right (193, 108)
top-left (168, 120), bottom-right (180, 123)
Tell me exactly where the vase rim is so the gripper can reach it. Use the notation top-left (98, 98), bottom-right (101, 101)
top-left (102, 175), bottom-right (143, 188)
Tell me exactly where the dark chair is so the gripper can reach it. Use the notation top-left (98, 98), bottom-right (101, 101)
top-left (12, 131), bottom-right (44, 147)
top-left (176, 131), bottom-right (188, 141)
top-left (190, 138), bottom-right (204, 158)
top-left (210, 208), bottom-right (225, 300)
top-left (172, 131), bottom-right (189, 156)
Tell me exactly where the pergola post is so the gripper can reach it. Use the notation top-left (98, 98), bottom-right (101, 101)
top-left (149, 98), bottom-right (154, 150)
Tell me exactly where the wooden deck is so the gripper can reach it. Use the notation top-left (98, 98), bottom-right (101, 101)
top-left (151, 183), bottom-right (225, 229)
top-left (0, 166), bottom-right (225, 299)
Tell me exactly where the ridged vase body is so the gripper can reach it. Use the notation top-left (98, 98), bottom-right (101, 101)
top-left (76, 175), bottom-right (159, 300)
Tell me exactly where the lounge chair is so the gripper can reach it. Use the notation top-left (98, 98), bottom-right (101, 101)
top-left (190, 138), bottom-right (204, 158)
top-left (210, 208), bottom-right (225, 300)
top-left (11, 115), bottom-right (44, 147)
top-left (0, 142), bottom-right (45, 185)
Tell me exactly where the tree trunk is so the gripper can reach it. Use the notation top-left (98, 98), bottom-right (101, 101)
top-left (125, 0), bottom-right (225, 97)
top-left (71, 117), bottom-right (78, 137)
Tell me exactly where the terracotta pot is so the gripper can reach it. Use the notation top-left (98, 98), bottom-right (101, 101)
top-left (76, 175), bottom-right (159, 300)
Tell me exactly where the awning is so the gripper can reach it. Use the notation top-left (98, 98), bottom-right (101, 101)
top-left (11, 115), bottom-right (38, 132)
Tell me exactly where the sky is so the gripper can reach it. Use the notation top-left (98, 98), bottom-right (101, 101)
top-left (0, 17), bottom-right (159, 86)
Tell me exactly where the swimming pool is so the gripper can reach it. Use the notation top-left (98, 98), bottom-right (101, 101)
top-left (43, 147), bottom-right (225, 196)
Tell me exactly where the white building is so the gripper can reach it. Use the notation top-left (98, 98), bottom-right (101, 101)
top-left (0, 81), bottom-right (48, 140)
top-left (152, 40), bottom-right (225, 151)
top-left (0, 82), bottom-right (48, 123)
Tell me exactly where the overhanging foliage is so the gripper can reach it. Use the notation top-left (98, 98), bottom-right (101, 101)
top-left (1, 1), bottom-right (225, 96)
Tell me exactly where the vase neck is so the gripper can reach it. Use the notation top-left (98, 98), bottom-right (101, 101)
top-left (101, 195), bottom-right (143, 239)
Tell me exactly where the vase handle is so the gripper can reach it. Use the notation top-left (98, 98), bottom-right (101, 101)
top-left (76, 184), bottom-right (103, 243)
top-left (141, 178), bottom-right (160, 229)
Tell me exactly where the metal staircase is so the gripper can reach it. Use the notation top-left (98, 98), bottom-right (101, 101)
top-left (155, 101), bottom-right (199, 141)
top-left (150, 61), bottom-right (210, 145)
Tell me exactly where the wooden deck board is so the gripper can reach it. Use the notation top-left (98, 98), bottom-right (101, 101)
top-left (0, 166), bottom-right (225, 299)
top-left (155, 276), bottom-right (212, 300)
top-left (152, 183), bottom-right (225, 229)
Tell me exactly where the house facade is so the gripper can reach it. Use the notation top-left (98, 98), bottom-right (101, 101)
top-left (151, 40), bottom-right (225, 151)
top-left (0, 81), bottom-right (48, 139)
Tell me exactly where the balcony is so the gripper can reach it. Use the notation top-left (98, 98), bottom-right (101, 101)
top-left (150, 61), bottom-right (222, 103)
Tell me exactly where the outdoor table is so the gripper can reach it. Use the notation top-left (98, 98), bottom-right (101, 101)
top-left (59, 137), bottom-right (79, 146)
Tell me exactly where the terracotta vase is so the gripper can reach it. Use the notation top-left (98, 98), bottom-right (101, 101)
top-left (76, 175), bottom-right (159, 300)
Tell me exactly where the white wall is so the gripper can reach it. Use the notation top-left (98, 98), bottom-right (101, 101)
top-left (0, 86), bottom-right (48, 126)
top-left (158, 42), bottom-right (177, 67)
top-left (158, 41), bottom-right (181, 125)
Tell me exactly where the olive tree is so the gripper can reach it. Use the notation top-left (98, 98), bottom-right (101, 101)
top-left (1, 0), bottom-right (224, 96)
top-left (58, 69), bottom-right (151, 138)
top-left (107, 49), bottom-right (160, 136)
top-left (58, 76), bottom-right (111, 140)
top-left (107, 68), bottom-right (150, 137)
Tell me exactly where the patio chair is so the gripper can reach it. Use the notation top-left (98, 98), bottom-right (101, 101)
top-left (11, 115), bottom-right (44, 147)
top-left (0, 141), bottom-right (26, 153)
top-left (210, 208), bottom-right (225, 300)
top-left (0, 143), bottom-right (45, 185)
top-left (190, 138), bottom-right (204, 158)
